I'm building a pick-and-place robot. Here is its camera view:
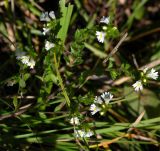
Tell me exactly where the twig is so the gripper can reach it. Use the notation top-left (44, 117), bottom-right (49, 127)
top-left (128, 27), bottom-right (160, 42)
top-left (103, 33), bottom-right (128, 63)
top-left (3, 95), bottom-right (35, 99)
top-left (128, 111), bottom-right (145, 132)
top-left (132, 54), bottom-right (139, 69)
top-left (29, 0), bottom-right (44, 11)
top-left (139, 59), bottom-right (160, 70)
top-left (0, 103), bottom-right (32, 121)
top-left (112, 76), bottom-right (131, 86)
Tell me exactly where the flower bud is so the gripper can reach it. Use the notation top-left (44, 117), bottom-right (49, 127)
top-left (102, 26), bottom-right (107, 30)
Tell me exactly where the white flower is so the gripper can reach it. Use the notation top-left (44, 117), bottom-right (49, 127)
top-left (21, 56), bottom-right (30, 65)
top-left (42, 27), bottom-right (50, 35)
top-left (75, 130), bottom-right (85, 137)
top-left (15, 51), bottom-right (35, 68)
top-left (49, 11), bottom-right (56, 19)
top-left (94, 96), bottom-right (103, 104)
top-left (100, 16), bottom-right (110, 24)
top-left (70, 117), bottom-right (80, 125)
top-left (16, 51), bottom-right (26, 60)
top-left (96, 31), bottom-right (106, 43)
top-left (40, 11), bottom-right (55, 22)
top-left (101, 92), bottom-right (113, 104)
top-left (132, 80), bottom-right (143, 92)
top-left (40, 12), bottom-right (50, 22)
top-left (146, 68), bottom-right (158, 80)
top-left (90, 104), bottom-right (100, 115)
top-left (27, 58), bottom-right (36, 69)
top-left (45, 41), bottom-right (54, 51)
top-left (75, 130), bottom-right (93, 138)
top-left (84, 130), bottom-right (94, 137)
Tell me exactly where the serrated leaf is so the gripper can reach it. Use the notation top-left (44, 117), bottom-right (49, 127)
top-left (110, 70), bottom-right (118, 80)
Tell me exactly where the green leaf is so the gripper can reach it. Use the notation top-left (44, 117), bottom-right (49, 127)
top-left (75, 29), bottom-right (89, 42)
top-left (126, 0), bottom-right (149, 28)
top-left (57, 0), bottom-right (73, 44)
top-left (110, 69), bottom-right (118, 80)
top-left (84, 42), bottom-right (107, 58)
top-left (134, 6), bottom-right (145, 20)
top-left (13, 96), bottom-right (18, 111)
top-left (24, 73), bottom-right (30, 81)
top-left (35, 75), bottom-right (43, 82)
top-left (19, 78), bottom-right (26, 88)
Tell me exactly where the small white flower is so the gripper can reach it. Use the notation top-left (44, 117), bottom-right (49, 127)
top-left (16, 51), bottom-right (26, 60)
top-left (75, 130), bottom-right (85, 137)
top-left (94, 96), bottom-right (103, 104)
top-left (75, 130), bottom-right (93, 138)
top-left (21, 56), bottom-right (30, 65)
top-left (90, 104), bottom-right (100, 115)
top-left (28, 58), bottom-right (36, 69)
top-left (84, 130), bottom-right (94, 137)
top-left (40, 12), bottom-right (50, 22)
top-left (100, 16), bottom-right (110, 24)
top-left (40, 11), bottom-right (55, 22)
top-left (70, 117), bottom-right (80, 125)
top-left (45, 41), bottom-right (54, 51)
top-left (42, 27), bottom-right (50, 35)
top-left (146, 68), bottom-right (158, 80)
top-left (49, 11), bottom-right (56, 19)
top-left (15, 51), bottom-right (35, 68)
top-left (101, 92), bottom-right (113, 104)
top-left (96, 31), bottom-right (106, 43)
top-left (132, 80), bottom-right (143, 92)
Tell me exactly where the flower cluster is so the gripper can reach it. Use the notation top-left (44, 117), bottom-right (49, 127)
top-left (40, 11), bottom-right (55, 51)
top-left (40, 11), bottom-right (56, 35)
top-left (75, 129), bottom-right (94, 138)
top-left (70, 92), bottom-right (113, 138)
top-left (96, 16), bottom-right (109, 43)
top-left (70, 117), bottom-right (80, 125)
top-left (69, 116), bottom-right (93, 138)
top-left (40, 11), bottom-right (55, 22)
top-left (90, 92), bottom-right (113, 115)
top-left (132, 68), bottom-right (159, 92)
top-left (16, 51), bottom-right (35, 69)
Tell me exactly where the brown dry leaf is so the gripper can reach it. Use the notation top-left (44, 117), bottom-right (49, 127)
top-left (6, 23), bottom-right (16, 51)
top-left (112, 76), bottom-right (131, 86)
top-left (118, 0), bottom-right (126, 5)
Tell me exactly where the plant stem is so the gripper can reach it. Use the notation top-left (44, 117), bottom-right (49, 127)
top-left (53, 53), bottom-right (70, 107)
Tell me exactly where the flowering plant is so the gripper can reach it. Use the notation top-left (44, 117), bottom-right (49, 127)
top-left (0, 0), bottom-right (160, 150)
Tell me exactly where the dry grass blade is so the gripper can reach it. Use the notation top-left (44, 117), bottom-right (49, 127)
top-left (103, 33), bottom-right (128, 63)
top-left (128, 111), bottom-right (145, 132)
top-left (0, 103), bottom-right (32, 121)
top-left (139, 59), bottom-right (160, 70)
